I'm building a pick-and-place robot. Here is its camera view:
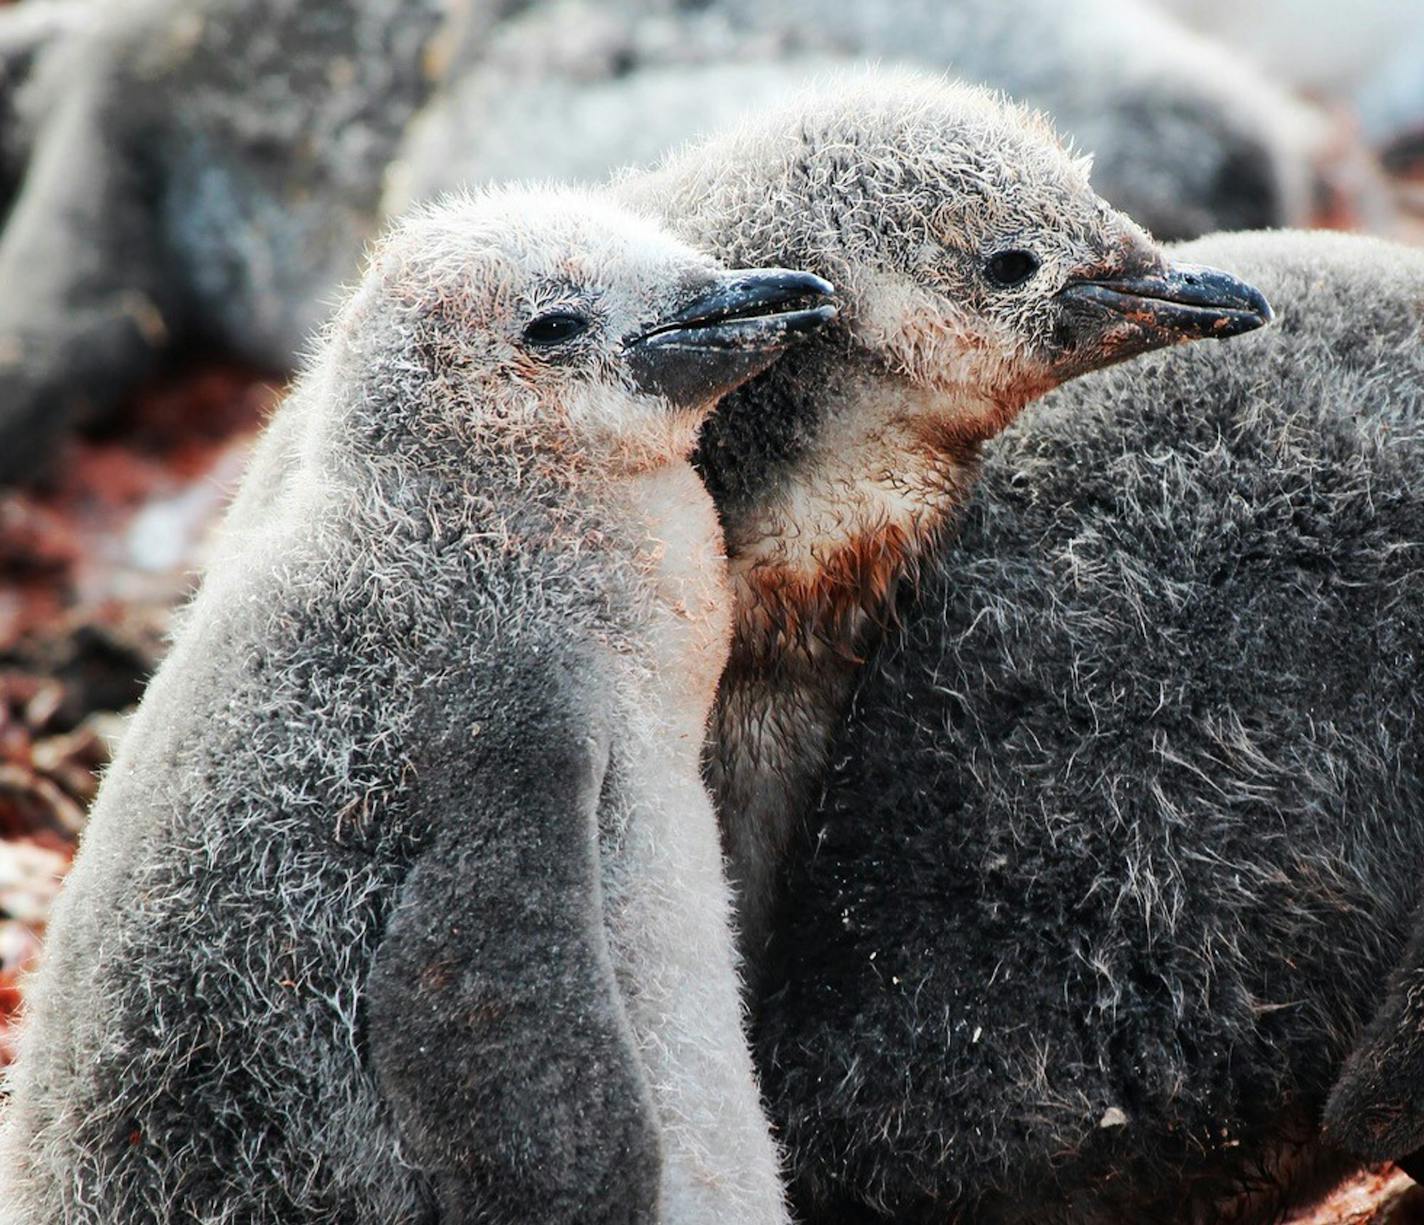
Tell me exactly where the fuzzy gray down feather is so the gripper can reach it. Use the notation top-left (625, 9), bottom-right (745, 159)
top-left (755, 229), bottom-right (1424, 1224)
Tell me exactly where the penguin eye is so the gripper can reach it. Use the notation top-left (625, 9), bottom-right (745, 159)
top-left (984, 250), bottom-right (1041, 289)
top-left (523, 312), bottom-right (590, 348)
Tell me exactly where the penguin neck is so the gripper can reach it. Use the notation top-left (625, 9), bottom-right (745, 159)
top-left (702, 341), bottom-right (990, 658)
top-left (700, 339), bottom-right (1007, 969)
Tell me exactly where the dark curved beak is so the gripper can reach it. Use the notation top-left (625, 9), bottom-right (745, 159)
top-left (1054, 260), bottom-right (1272, 375)
top-left (627, 269), bottom-right (837, 408)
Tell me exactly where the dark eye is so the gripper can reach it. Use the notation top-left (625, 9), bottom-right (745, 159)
top-left (984, 250), bottom-right (1041, 288)
top-left (523, 312), bottom-right (590, 347)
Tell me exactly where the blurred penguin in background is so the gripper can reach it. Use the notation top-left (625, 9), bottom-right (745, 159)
top-left (1160, 0), bottom-right (1424, 176)
top-left (0, 0), bottom-right (1335, 478)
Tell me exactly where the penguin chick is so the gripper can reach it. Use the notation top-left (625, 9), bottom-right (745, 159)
top-left (614, 69), bottom-right (1273, 963)
top-left (754, 229), bottom-right (1424, 1224)
top-left (0, 187), bottom-right (835, 1224)
top-left (204, 69), bottom-right (1274, 970)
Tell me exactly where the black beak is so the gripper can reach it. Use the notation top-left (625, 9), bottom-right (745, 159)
top-left (1054, 260), bottom-right (1273, 374)
top-left (627, 269), bottom-right (837, 408)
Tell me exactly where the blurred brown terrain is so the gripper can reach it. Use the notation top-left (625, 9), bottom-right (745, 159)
top-left (0, 24), bottom-right (1422, 1221)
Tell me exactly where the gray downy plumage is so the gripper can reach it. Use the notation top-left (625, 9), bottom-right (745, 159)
top-left (213, 69), bottom-right (1274, 983)
top-left (752, 229), bottom-right (1424, 1225)
top-left (0, 186), bottom-right (835, 1224)
top-left (0, 0), bottom-right (1317, 478)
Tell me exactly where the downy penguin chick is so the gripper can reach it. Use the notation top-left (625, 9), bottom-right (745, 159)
top-left (0, 187), bottom-right (835, 1224)
top-left (614, 71), bottom-right (1274, 965)
top-left (754, 230), bottom-right (1424, 1225)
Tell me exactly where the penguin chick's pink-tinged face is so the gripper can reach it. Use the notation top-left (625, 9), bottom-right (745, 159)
top-left (823, 80), bottom-right (1274, 433)
top-left (354, 189), bottom-right (835, 469)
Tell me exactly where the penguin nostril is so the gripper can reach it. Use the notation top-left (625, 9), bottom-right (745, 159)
top-left (984, 250), bottom-right (1041, 289)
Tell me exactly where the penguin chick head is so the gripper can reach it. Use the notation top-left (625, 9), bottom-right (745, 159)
top-left (324, 186), bottom-right (835, 476)
top-left (630, 69), bottom-right (1271, 467)
top-left (620, 69), bottom-right (1271, 638)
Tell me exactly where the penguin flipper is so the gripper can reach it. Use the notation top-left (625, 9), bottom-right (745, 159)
top-left (1324, 919), bottom-right (1424, 1167)
top-left (366, 723), bottom-right (660, 1225)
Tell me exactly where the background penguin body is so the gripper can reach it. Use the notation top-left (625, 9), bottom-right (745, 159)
top-left (1159, 0), bottom-right (1424, 180)
top-left (752, 230), bottom-right (1424, 1223)
top-left (399, 0), bottom-right (1325, 243)
top-left (0, 0), bottom-right (456, 479)
top-left (0, 0), bottom-right (1324, 478)
top-left (0, 188), bottom-right (829, 1224)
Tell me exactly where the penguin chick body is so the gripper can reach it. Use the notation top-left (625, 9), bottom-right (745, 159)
top-left (0, 187), bottom-right (834, 1224)
top-left (754, 229), bottom-right (1424, 1224)
top-left (613, 71), bottom-right (1274, 966)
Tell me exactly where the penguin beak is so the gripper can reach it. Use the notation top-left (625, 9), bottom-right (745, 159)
top-left (627, 269), bottom-right (837, 408)
top-left (1054, 260), bottom-right (1273, 375)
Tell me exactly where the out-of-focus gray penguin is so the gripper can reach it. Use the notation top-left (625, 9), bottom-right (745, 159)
top-left (0, 0), bottom-right (461, 479)
top-left (0, 186), bottom-right (835, 1224)
top-left (401, 0), bottom-right (1329, 242)
top-left (1160, 0), bottom-right (1424, 179)
top-left (0, 0), bottom-right (1316, 478)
